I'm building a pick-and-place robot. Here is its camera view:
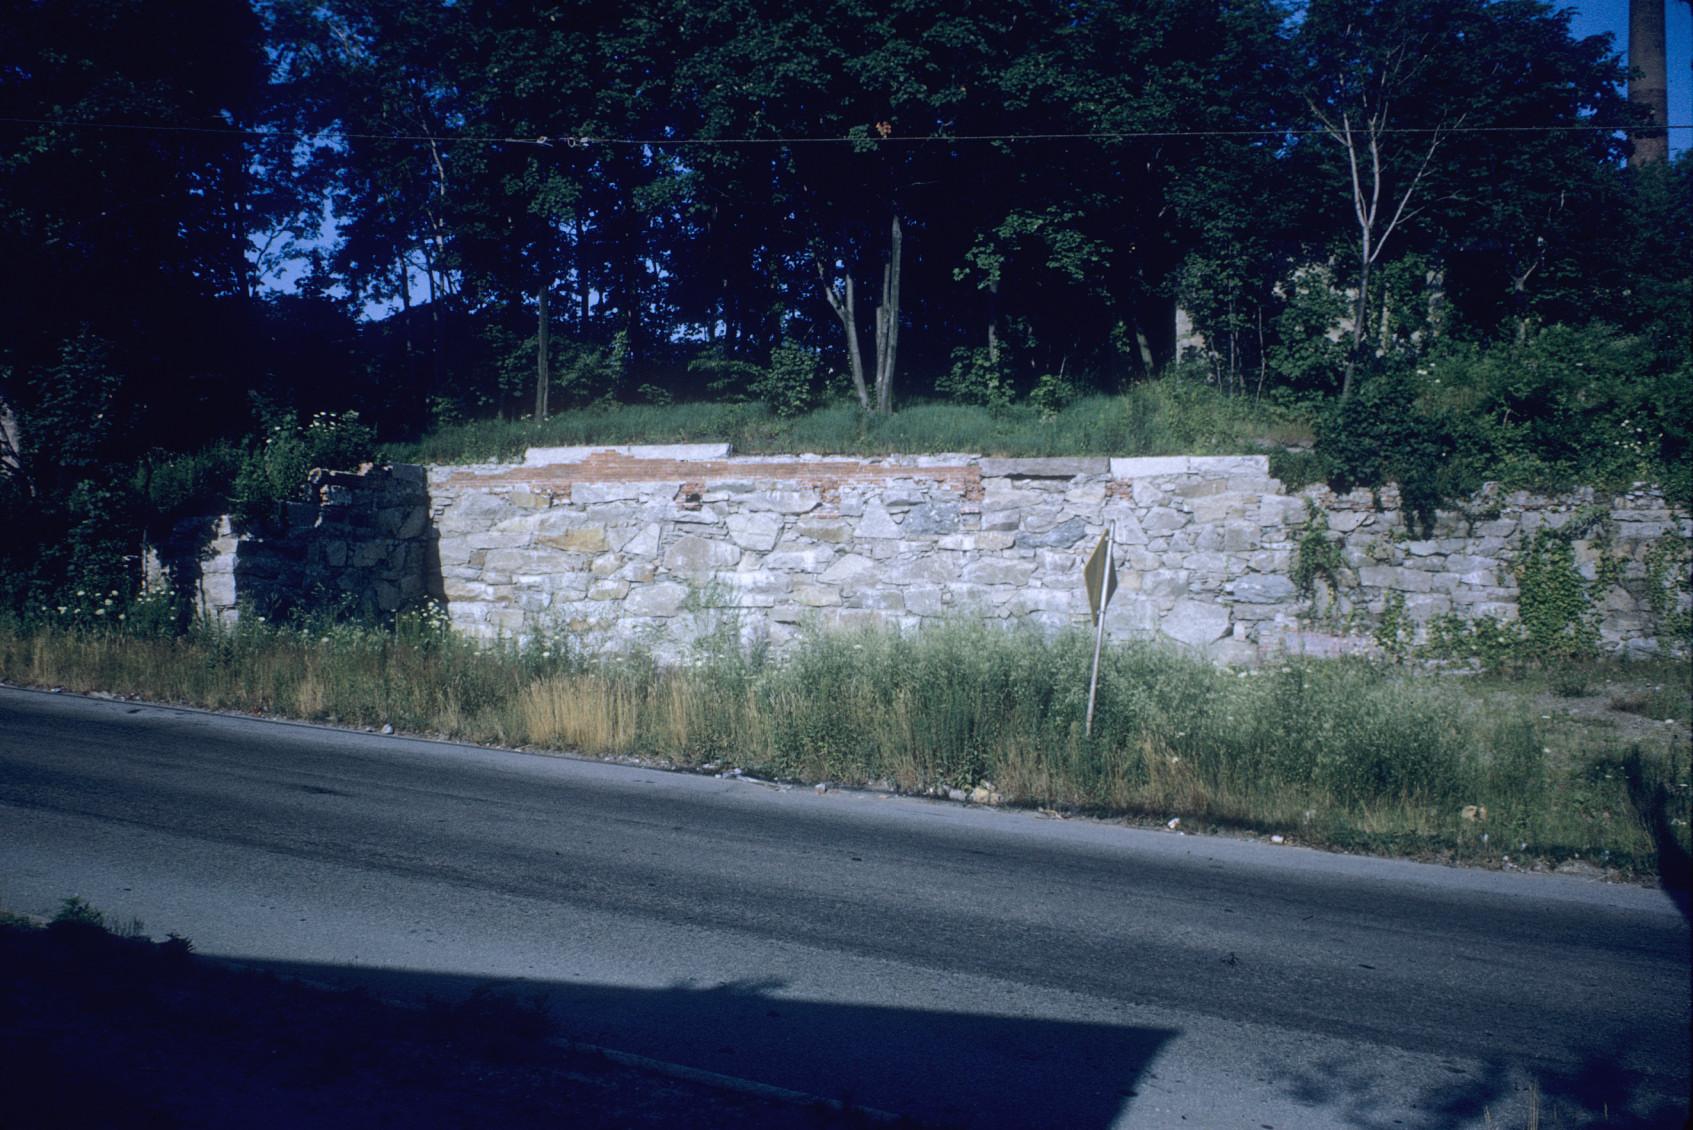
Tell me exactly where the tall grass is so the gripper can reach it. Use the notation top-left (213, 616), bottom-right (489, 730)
top-left (5, 617), bottom-right (1683, 874)
top-left (383, 379), bottom-right (1312, 465)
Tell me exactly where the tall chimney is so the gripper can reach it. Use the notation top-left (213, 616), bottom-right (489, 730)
top-left (1628, 0), bottom-right (1669, 165)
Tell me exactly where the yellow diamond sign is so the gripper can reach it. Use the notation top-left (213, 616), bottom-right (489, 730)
top-left (1083, 530), bottom-right (1118, 620)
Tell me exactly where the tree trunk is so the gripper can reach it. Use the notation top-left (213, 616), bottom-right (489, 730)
top-left (873, 214), bottom-right (902, 415)
top-left (534, 285), bottom-right (550, 421)
top-left (817, 259), bottom-right (870, 410)
top-left (1628, 0), bottom-right (1669, 166)
top-left (986, 277), bottom-right (1000, 366)
top-left (1344, 251), bottom-right (1371, 399)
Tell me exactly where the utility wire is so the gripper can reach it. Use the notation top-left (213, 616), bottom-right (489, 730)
top-left (1, 114), bottom-right (1687, 148)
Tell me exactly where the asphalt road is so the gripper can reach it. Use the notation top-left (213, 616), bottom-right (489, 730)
top-left (2, 686), bottom-right (1687, 1129)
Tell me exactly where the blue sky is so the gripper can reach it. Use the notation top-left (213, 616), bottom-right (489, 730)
top-left (1569, 0), bottom-right (1691, 156)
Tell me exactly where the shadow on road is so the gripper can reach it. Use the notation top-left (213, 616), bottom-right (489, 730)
top-left (2, 918), bottom-right (1174, 1129)
top-left (243, 958), bottom-right (1177, 1129)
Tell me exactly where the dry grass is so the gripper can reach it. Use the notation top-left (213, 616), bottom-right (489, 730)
top-left (3, 619), bottom-right (1686, 878)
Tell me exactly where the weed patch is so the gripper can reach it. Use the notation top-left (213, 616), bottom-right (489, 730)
top-left (6, 618), bottom-right (1685, 878)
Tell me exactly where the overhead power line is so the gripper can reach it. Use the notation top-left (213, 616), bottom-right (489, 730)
top-left (0, 114), bottom-right (1686, 148)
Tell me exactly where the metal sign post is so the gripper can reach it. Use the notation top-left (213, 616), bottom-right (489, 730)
top-left (1082, 523), bottom-right (1118, 738)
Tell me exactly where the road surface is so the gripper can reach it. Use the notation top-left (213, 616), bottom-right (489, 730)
top-left (2, 687), bottom-right (1687, 1128)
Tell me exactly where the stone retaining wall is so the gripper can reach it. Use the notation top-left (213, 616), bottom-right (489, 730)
top-left (425, 447), bottom-right (1690, 663)
top-left (151, 448), bottom-right (1687, 661)
top-left (148, 464), bottom-right (431, 625)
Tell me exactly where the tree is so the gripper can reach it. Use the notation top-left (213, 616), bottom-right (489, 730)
top-left (1295, 0), bottom-right (1647, 390)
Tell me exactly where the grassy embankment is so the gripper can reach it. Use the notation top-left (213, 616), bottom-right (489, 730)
top-left (382, 382), bottom-right (1318, 470)
top-left (5, 617), bottom-right (1687, 880)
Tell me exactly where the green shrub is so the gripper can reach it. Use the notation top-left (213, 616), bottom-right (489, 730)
top-left (1317, 370), bottom-right (1455, 536)
top-left (753, 342), bottom-right (822, 418)
top-left (936, 346), bottom-right (1015, 412)
top-left (134, 442), bottom-right (243, 525)
top-left (233, 411), bottom-right (375, 526)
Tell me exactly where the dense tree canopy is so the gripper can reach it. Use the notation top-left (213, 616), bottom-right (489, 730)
top-left (1, 0), bottom-right (1687, 610)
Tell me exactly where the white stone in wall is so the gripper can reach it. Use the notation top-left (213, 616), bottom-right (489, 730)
top-left (820, 554), bottom-right (878, 587)
top-left (1143, 569), bottom-right (1190, 597)
top-left (763, 546), bottom-right (838, 572)
top-left (904, 586), bottom-right (946, 616)
top-left (791, 582), bottom-right (842, 607)
top-left (742, 489), bottom-right (821, 514)
top-left (795, 519), bottom-right (853, 543)
top-left (1143, 507), bottom-right (1186, 533)
top-left (884, 556), bottom-right (958, 585)
top-left (1111, 456), bottom-right (1190, 478)
top-left (962, 559), bottom-right (1038, 586)
top-left (1104, 596), bottom-right (1160, 636)
top-left (725, 512), bottom-right (783, 551)
top-left (663, 536), bottom-right (743, 575)
top-left (625, 582), bottom-right (689, 617)
top-left (1190, 492), bottom-right (1252, 524)
top-left (1162, 599), bottom-right (1232, 647)
top-left (1231, 575), bottom-right (1297, 603)
top-left (856, 502), bottom-right (902, 539)
top-left (622, 524), bottom-right (661, 558)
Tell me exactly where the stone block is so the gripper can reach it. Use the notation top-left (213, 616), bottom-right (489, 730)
top-left (1222, 523), bottom-right (1257, 553)
top-left (1143, 507), bottom-right (1187, 533)
top-left (962, 559), bottom-right (1037, 586)
top-left (575, 482), bottom-right (670, 505)
top-left (1110, 456), bottom-right (1190, 478)
top-left (1208, 637), bottom-right (1260, 667)
top-left (792, 582), bottom-right (842, 607)
top-left (856, 502), bottom-right (903, 539)
top-left (623, 525), bottom-right (661, 558)
top-left (1016, 517), bottom-right (1088, 549)
top-left (1189, 455), bottom-right (1268, 476)
top-left (664, 536), bottom-right (743, 575)
top-left (1181, 552), bottom-right (1229, 575)
top-left (539, 525), bottom-right (610, 554)
top-left (1175, 479), bottom-right (1228, 500)
top-left (1231, 574), bottom-right (1296, 604)
top-left (840, 589), bottom-right (898, 612)
top-left (1357, 565), bottom-right (1396, 589)
top-left (743, 489), bottom-right (821, 514)
top-left (1104, 596), bottom-right (1161, 636)
top-left (588, 580), bottom-right (630, 601)
top-left (1258, 495), bottom-right (1307, 525)
top-left (1403, 593), bottom-right (1452, 620)
top-left (1162, 599), bottom-right (1232, 647)
top-left (904, 586), bottom-right (946, 616)
top-left (904, 503), bottom-right (961, 535)
top-left (981, 457), bottom-right (1109, 478)
top-left (763, 546), bottom-right (838, 572)
top-left (821, 554), bottom-right (879, 586)
top-left (442, 577), bottom-right (495, 601)
top-left (795, 519), bottom-right (853, 543)
top-left (886, 556), bottom-right (959, 585)
top-left (715, 569), bottom-right (789, 605)
top-left (726, 512), bottom-right (784, 551)
top-left (1007, 589), bottom-right (1076, 616)
top-left (625, 582), bottom-right (689, 617)
top-left (1143, 569), bottom-right (1191, 598)
top-left (1131, 481), bottom-right (1169, 507)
